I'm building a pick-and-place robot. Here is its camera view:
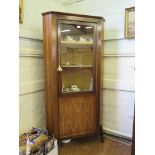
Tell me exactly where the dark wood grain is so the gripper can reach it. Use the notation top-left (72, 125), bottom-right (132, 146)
top-left (42, 11), bottom-right (105, 21)
top-left (43, 14), bottom-right (59, 137)
top-left (43, 14), bottom-right (53, 135)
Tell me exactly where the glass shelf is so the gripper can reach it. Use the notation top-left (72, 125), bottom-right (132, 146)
top-left (62, 64), bottom-right (93, 68)
top-left (61, 41), bottom-right (93, 45)
top-left (61, 49), bottom-right (94, 67)
top-left (62, 89), bottom-right (93, 93)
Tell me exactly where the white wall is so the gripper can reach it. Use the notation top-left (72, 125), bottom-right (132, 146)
top-left (19, 0), bottom-right (67, 134)
top-left (63, 0), bottom-right (135, 138)
top-left (19, 38), bottom-right (45, 133)
top-left (19, 0), bottom-right (135, 138)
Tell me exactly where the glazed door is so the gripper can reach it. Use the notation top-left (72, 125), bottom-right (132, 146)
top-left (57, 20), bottom-right (98, 138)
top-left (57, 20), bottom-right (97, 94)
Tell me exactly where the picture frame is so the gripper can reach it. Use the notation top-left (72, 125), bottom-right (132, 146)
top-left (124, 7), bottom-right (135, 38)
top-left (19, 0), bottom-right (24, 23)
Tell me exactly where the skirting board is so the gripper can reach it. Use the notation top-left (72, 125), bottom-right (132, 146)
top-left (19, 80), bottom-right (44, 95)
top-left (101, 79), bottom-right (134, 92)
top-left (103, 127), bottom-right (132, 140)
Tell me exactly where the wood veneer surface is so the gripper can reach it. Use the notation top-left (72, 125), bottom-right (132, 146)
top-left (59, 95), bottom-right (97, 138)
top-left (58, 136), bottom-right (131, 155)
top-left (43, 12), bottom-right (104, 139)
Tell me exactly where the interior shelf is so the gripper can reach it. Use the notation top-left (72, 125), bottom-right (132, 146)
top-left (62, 89), bottom-right (93, 93)
top-left (61, 41), bottom-right (93, 47)
top-left (62, 64), bottom-right (93, 68)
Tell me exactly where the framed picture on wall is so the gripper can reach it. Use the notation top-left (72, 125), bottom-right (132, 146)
top-left (124, 7), bottom-right (135, 38)
top-left (19, 0), bottom-right (24, 23)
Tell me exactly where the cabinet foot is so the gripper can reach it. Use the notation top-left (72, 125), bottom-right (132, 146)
top-left (100, 126), bottom-right (104, 143)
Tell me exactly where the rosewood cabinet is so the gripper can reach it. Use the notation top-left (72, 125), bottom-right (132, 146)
top-left (42, 11), bottom-right (104, 140)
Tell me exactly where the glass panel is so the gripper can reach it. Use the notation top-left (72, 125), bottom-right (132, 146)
top-left (60, 23), bottom-right (94, 43)
top-left (61, 47), bottom-right (93, 67)
top-left (59, 22), bottom-right (95, 93)
top-left (62, 69), bottom-right (93, 93)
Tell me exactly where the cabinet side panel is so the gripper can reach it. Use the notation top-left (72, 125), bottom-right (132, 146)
top-left (95, 20), bottom-right (103, 128)
top-left (100, 21), bottom-right (104, 126)
top-left (43, 15), bottom-right (52, 134)
top-left (43, 14), bottom-right (58, 137)
top-left (59, 95), bottom-right (97, 138)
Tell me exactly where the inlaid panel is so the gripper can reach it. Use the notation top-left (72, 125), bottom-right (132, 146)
top-left (59, 95), bottom-right (97, 138)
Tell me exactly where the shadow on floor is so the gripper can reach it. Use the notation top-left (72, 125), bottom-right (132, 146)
top-left (58, 135), bottom-right (131, 155)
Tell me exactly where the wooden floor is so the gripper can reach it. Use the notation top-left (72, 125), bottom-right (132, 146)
top-left (58, 136), bottom-right (131, 155)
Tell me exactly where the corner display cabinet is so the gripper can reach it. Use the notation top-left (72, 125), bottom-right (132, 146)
top-left (42, 11), bottom-right (105, 141)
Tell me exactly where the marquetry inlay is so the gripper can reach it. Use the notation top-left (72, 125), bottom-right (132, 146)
top-left (59, 95), bottom-right (96, 137)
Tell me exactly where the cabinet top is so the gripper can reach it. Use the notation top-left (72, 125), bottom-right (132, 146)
top-left (42, 11), bottom-right (105, 21)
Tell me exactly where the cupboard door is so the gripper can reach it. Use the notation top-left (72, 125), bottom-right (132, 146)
top-left (59, 95), bottom-right (97, 138)
top-left (57, 20), bottom-right (97, 94)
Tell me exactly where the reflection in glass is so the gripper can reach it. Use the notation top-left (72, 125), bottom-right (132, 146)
top-left (59, 22), bottom-right (95, 93)
top-left (62, 69), bottom-right (93, 93)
